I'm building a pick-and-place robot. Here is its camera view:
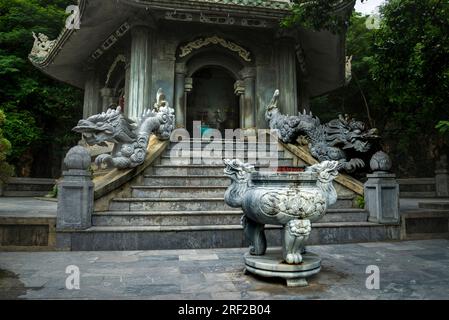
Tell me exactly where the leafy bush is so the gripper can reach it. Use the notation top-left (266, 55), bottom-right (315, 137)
top-left (0, 109), bottom-right (14, 182)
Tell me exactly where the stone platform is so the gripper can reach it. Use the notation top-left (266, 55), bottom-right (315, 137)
top-left (0, 197), bottom-right (56, 251)
top-left (244, 249), bottom-right (321, 287)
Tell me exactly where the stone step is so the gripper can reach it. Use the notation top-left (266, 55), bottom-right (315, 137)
top-left (92, 209), bottom-right (368, 227)
top-left (2, 177), bottom-right (55, 197)
top-left (418, 201), bottom-right (449, 210)
top-left (144, 175), bottom-right (231, 187)
top-left (0, 216), bottom-right (56, 251)
top-left (110, 195), bottom-right (356, 211)
top-left (401, 209), bottom-right (449, 240)
top-left (110, 195), bottom-right (356, 212)
top-left (400, 192), bottom-right (437, 198)
top-left (145, 165), bottom-right (273, 176)
top-left (158, 156), bottom-right (293, 166)
top-left (60, 222), bottom-right (400, 251)
top-left (163, 149), bottom-right (286, 159)
top-left (321, 209), bottom-right (368, 223)
top-left (109, 198), bottom-right (238, 212)
top-left (131, 186), bottom-right (227, 198)
top-left (93, 211), bottom-right (242, 226)
top-left (167, 141), bottom-right (278, 151)
top-left (329, 195), bottom-right (356, 209)
top-left (398, 178), bottom-right (436, 198)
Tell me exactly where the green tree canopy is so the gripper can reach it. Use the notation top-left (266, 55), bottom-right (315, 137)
top-left (283, 0), bottom-right (449, 177)
top-left (0, 0), bottom-right (83, 177)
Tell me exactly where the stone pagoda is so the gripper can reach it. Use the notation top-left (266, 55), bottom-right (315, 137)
top-left (30, 0), bottom-right (355, 132)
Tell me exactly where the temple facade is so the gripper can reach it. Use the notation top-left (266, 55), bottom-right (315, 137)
top-left (30, 0), bottom-right (354, 132)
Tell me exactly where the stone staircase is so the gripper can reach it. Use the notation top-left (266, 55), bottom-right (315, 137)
top-left (398, 178), bottom-right (437, 198)
top-left (61, 138), bottom-right (400, 251)
top-left (1, 177), bottom-right (55, 197)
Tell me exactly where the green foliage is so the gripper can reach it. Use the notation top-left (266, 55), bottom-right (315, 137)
top-left (2, 111), bottom-right (42, 161)
top-left (436, 121), bottom-right (449, 134)
top-left (282, 0), bottom-right (362, 32)
top-left (355, 195), bottom-right (365, 209)
top-left (45, 183), bottom-right (58, 198)
top-left (0, 0), bottom-right (83, 177)
top-left (369, 0), bottom-right (449, 153)
top-left (292, 0), bottom-right (449, 177)
top-left (0, 110), bottom-right (14, 182)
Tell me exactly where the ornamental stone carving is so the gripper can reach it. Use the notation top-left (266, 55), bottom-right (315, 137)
top-left (223, 159), bottom-right (339, 264)
top-left (73, 88), bottom-right (175, 169)
top-left (64, 145), bottom-right (91, 170)
top-left (29, 32), bottom-right (56, 62)
top-left (179, 36), bottom-right (251, 62)
top-left (370, 151), bottom-right (392, 172)
top-left (266, 90), bottom-right (380, 173)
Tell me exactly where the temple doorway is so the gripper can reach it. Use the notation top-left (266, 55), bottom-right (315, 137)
top-left (186, 67), bottom-right (240, 134)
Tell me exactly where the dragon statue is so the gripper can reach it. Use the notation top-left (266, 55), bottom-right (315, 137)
top-left (265, 90), bottom-right (379, 172)
top-left (224, 158), bottom-right (339, 264)
top-left (73, 88), bottom-right (175, 169)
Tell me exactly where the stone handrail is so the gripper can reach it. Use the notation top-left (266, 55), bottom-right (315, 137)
top-left (275, 136), bottom-right (364, 196)
top-left (93, 135), bottom-right (169, 204)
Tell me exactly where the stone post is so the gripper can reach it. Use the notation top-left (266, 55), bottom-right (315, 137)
top-left (364, 151), bottom-right (400, 224)
top-left (127, 25), bottom-right (153, 120)
top-left (435, 154), bottom-right (449, 197)
top-left (239, 67), bottom-right (256, 129)
top-left (275, 33), bottom-right (298, 116)
top-left (56, 146), bottom-right (94, 230)
top-left (83, 69), bottom-right (101, 118)
top-left (174, 63), bottom-right (187, 128)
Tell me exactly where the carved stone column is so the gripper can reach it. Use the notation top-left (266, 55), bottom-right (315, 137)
top-left (239, 67), bottom-right (256, 129)
top-left (276, 34), bottom-right (298, 116)
top-left (174, 63), bottom-right (187, 128)
top-left (82, 69), bottom-right (101, 118)
top-left (127, 25), bottom-right (153, 120)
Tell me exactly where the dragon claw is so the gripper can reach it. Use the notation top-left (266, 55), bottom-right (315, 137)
top-left (95, 154), bottom-right (113, 168)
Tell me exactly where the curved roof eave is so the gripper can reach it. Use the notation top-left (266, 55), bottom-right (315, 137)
top-left (30, 0), bottom-right (354, 93)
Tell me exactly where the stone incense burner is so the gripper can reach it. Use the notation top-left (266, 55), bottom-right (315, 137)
top-left (223, 159), bottom-right (339, 286)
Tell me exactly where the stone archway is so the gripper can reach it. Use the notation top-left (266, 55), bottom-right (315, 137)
top-left (174, 46), bottom-right (256, 131)
top-left (186, 66), bottom-right (240, 134)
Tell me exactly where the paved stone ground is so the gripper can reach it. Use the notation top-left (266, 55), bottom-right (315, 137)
top-left (0, 239), bottom-right (448, 300)
top-left (0, 197), bottom-right (56, 218)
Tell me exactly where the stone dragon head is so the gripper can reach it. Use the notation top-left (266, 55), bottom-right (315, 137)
top-left (73, 107), bottom-right (137, 146)
top-left (306, 160), bottom-right (339, 206)
top-left (223, 159), bottom-right (256, 208)
top-left (223, 159), bottom-right (255, 183)
top-left (326, 115), bottom-right (379, 153)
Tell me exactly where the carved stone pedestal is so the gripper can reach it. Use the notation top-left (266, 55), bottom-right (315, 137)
top-left (364, 172), bottom-right (400, 224)
top-left (57, 146), bottom-right (94, 231)
top-left (243, 248), bottom-right (321, 287)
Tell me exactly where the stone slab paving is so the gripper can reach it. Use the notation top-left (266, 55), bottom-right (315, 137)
top-left (1, 239), bottom-right (449, 300)
top-left (0, 197), bottom-right (56, 218)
